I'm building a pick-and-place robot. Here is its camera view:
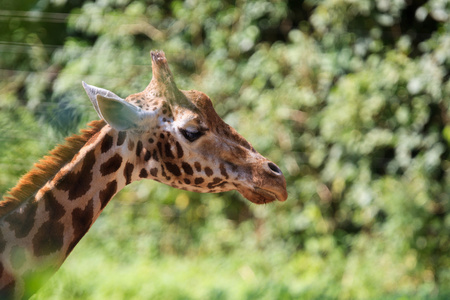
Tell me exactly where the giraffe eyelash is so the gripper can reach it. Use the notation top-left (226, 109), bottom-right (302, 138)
top-left (179, 127), bottom-right (207, 142)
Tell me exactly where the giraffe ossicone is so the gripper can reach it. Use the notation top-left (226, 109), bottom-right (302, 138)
top-left (0, 50), bottom-right (287, 299)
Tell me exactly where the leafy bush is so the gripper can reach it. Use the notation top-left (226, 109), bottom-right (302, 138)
top-left (1, 0), bottom-right (449, 299)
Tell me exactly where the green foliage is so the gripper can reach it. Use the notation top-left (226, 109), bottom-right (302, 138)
top-left (1, 0), bottom-right (449, 299)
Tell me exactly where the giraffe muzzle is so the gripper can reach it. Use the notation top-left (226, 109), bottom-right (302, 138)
top-left (237, 160), bottom-right (288, 204)
top-left (256, 161), bottom-right (287, 202)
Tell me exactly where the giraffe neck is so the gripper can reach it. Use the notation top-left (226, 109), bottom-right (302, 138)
top-left (0, 123), bottom-right (144, 299)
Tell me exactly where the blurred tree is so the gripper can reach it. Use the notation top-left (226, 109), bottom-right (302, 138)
top-left (0, 0), bottom-right (449, 299)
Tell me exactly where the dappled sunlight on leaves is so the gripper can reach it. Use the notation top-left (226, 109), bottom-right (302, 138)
top-left (1, 0), bottom-right (449, 299)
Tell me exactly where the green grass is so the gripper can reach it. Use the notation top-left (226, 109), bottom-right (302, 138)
top-left (34, 241), bottom-right (299, 300)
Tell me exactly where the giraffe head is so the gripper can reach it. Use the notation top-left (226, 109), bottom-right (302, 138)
top-left (83, 51), bottom-right (287, 204)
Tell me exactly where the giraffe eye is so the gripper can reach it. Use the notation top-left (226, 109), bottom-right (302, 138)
top-left (179, 127), bottom-right (204, 142)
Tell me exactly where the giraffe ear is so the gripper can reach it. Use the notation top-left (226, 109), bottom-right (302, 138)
top-left (82, 81), bottom-right (141, 131)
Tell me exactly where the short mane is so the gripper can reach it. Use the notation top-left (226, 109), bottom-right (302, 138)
top-left (0, 120), bottom-right (106, 217)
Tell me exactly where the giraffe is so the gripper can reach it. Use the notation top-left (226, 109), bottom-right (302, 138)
top-left (0, 50), bottom-right (287, 299)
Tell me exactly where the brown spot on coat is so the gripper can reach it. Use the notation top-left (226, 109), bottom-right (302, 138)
top-left (144, 150), bottom-right (152, 161)
top-left (220, 163), bottom-right (229, 179)
top-left (194, 162), bottom-right (201, 172)
top-left (68, 199), bottom-right (94, 256)
top-left (101, 134), bottom-right (114, 153)
top-left (164, 143), bottom-right (174, 158)
top-left (181, 162), bottom-right (193, 175)
top-left (117, 131), bottom-right (127, 146)
top-left (5, 201), bottom-right (38, 239)
top-left (152, 149), bottom-right (159, 162)
top-left (123, 162), bottom-right (134, 185)
top-left (136, 141), bottom-right (143, 157)
top-left (128, 140), bottom-right (135, 152)
top-left (160, 165), bottom-right (167, 178)
top-left (32, 220), bottom-right (64, 257)
top-left (43, 190), bottom-right (65, 221)
top-left (194, 178), bottom-right (204, 185)
top-left (100, 154), bottom-right (123, 176)
top-left (165, 162), bottom-right (181, 176)
top-left (56, 149), bottom-right (96, 200)
top-left (150, 168), bottom-right (158, 177)
top-left (175, 142), bottom-right (184, 158)
top-left (99, 180), bottom-right (117, 209)
top-left (139, 168), bottom-right (148, 178)
top-left (227, 161), bottom-right (239, 173)
top-left (157, 142), bottom-right (163, 157)
top-left (204, 167), bottom-right (213, 177)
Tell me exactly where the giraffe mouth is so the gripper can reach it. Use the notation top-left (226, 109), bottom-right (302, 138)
top-left (253, 187), bottom-right (279, 204)
top-left (237, 186), bottom-right (285, 204)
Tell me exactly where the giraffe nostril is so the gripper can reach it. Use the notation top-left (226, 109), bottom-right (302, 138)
top-left (267, 162), bottom-right (283, 176)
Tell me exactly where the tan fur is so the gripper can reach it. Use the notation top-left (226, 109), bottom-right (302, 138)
top-left (0, 120), bottom-right (106, 217)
